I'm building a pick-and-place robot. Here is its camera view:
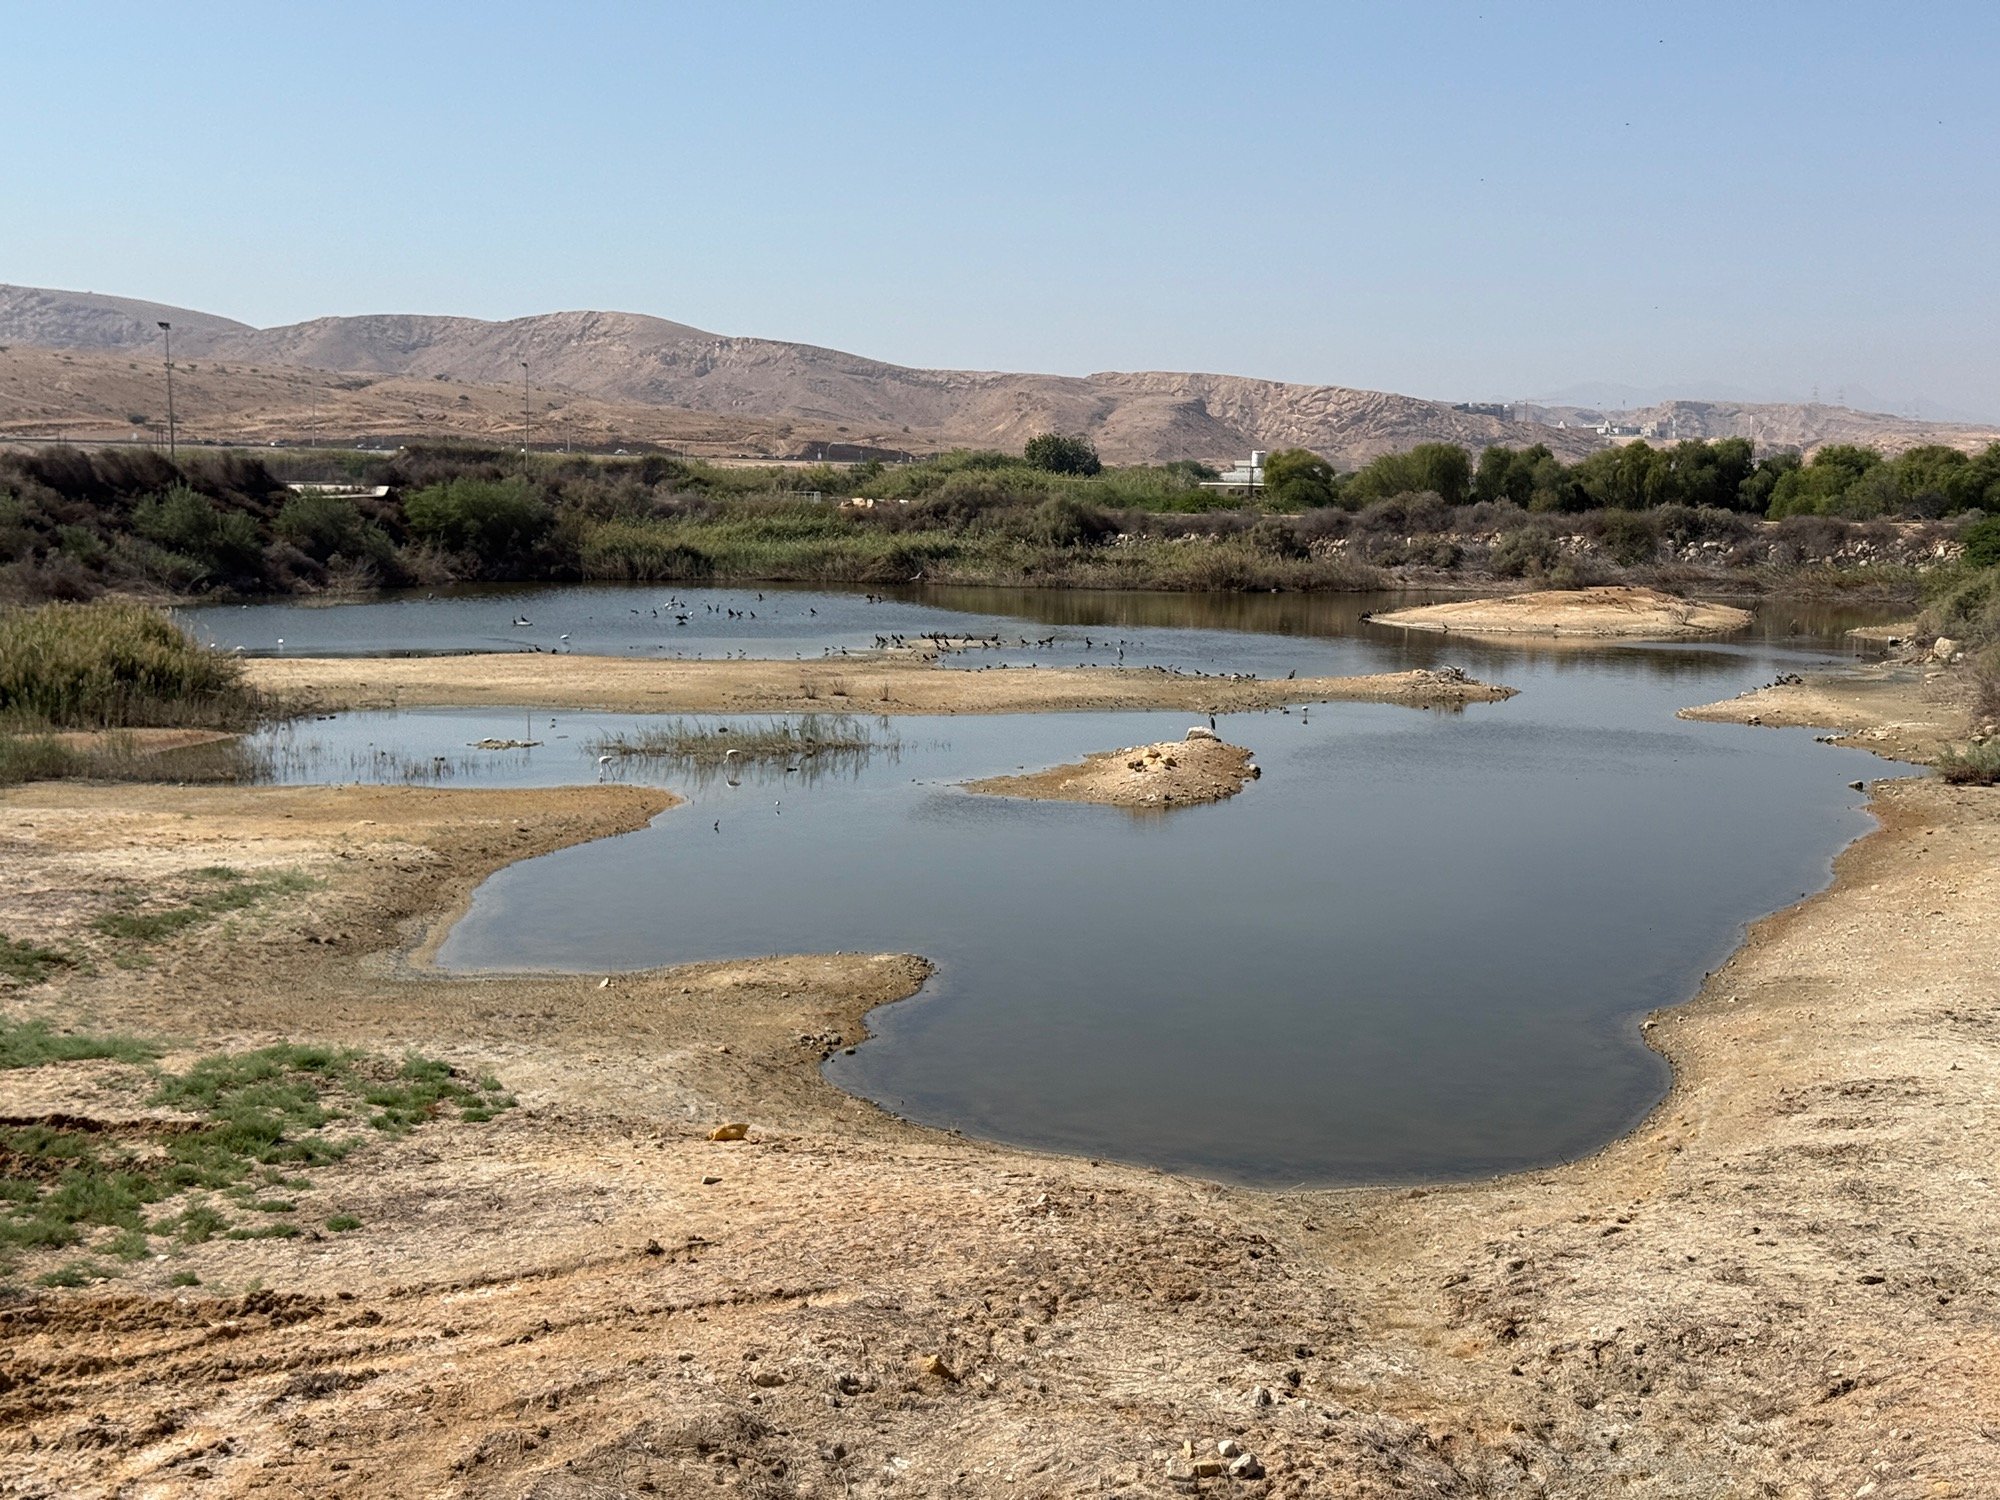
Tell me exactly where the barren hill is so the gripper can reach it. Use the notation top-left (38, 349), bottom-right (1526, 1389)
top-left (1523, 397), bottom-right (2000, 457)
top-left (4, 283), bottom-right (1993, 464)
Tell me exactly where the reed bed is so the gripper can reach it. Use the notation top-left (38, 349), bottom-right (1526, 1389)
top-left (589, 714), bottom-right (893, 766)
top-left (0, 599), bottom-right (260, 730)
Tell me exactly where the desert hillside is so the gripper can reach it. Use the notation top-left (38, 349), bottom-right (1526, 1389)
top-left (4, 283), bottom-right (1994, 464)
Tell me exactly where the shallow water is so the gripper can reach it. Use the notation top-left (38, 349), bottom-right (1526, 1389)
top-left (236, 586), bottom-right (1905, 1187)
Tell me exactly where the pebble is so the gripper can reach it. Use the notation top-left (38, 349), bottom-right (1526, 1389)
top-left (1217, 1439), bottom-right (1243, 1457)
top-left (1250, 1384), bottom-right (1273, 1407)
top-left (1229, 1453), bottom-right (1265, 1479)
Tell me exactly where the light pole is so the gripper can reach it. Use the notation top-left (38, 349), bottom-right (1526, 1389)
top-left (520, 359), bottom-right (531, 458)
top-left (157, 321), bottom-right (176, 458)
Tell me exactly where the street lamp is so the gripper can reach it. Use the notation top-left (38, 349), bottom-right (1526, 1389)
top-left (157, 321), bottom-right (176, 458)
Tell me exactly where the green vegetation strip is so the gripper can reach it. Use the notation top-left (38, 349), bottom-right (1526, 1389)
top-left (0, 1018), bottom-right (513, 1285)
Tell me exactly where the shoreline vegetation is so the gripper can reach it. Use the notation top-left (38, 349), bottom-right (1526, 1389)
top-left (4, 437), bottom-right (1998, 609)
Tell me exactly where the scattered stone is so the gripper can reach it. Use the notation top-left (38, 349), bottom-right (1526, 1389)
top-left (918, 1353), bottom-right (960, 1382)
top-left (1216, 1438), bottom-right (1243, 1458)
top-left (709, 1122), bottom-right (750, 1142)
top-left (1191, 1457), bottom-right (1226, 1478)
top-left (1250, 1385), bottom-right (1273, 1407)
top-left (700, 1174), bottom-right (721, 1186)
top-left (1185, 726), bottom-right (1219, 740)
top-left (1228, 1452), bottom-right (1265, 1479)
top-left (749, 1370), bottom-right (787, 1387)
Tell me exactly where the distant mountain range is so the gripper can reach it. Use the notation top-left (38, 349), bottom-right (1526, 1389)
top-left (3, 284), bottom-right (1994, 464)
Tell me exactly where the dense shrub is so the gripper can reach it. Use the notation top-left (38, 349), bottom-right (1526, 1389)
top-left (403, 477), bottom-right (551, 569)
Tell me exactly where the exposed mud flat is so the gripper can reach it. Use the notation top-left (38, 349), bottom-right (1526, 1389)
top-left (1, 670), bottom-right (1994, 1497)
top-left (965, 730), bottom-right (1257, 809)
top-left (244, 652), bottom-right (1516, 717)
top-left (1374, 585), bottom-right (1753, 639)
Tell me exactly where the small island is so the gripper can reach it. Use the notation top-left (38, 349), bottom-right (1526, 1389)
top-left (1372, 585), bottom-right (1753, 640)
top-left (964, 728), bottom-right (1259, 810)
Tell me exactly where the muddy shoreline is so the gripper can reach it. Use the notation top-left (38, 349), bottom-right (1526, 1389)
top-left (1, 661), bottom-right (1991, 1496)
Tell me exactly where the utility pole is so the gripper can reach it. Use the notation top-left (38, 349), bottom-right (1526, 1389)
top-left (157, 321), bottom-right (176, 458)
top-left (520, 359), bottom-right (531, 459)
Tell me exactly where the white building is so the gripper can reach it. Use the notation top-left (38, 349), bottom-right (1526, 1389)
top-left (1199, 450), bottom-right (1266, 496)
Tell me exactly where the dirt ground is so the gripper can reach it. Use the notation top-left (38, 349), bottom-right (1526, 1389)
top-left (2, 668), bottom-right (1996, 1498)
top-left (1373, 587), bottom-right (1753, 639)
top-left (966, 732), bottom-right (1258, 810)
top-left (243, 655), bottom-right (1516, 717)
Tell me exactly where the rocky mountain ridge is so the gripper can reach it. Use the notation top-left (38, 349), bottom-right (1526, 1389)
top-left (3, 283), bottom-right (1992, 464)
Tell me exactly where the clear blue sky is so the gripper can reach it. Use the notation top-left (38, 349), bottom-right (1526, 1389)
top-left (6, 1), bottom-right (1998, 417)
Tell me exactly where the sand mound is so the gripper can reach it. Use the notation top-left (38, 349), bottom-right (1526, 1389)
top-left (965, 730), bottom-right (1257, 810)
top-left (1372, 586), bottom-right (1751, 639)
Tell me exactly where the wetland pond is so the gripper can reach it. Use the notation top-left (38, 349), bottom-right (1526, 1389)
top-left (197, 585), bottom-right (1905, 1187)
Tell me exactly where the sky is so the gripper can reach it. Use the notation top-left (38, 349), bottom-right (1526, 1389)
top-left (6, 1), bottom-right (1998, 418)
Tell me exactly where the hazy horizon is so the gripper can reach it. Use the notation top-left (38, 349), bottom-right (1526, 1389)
top-left (6, 2), bottom-right (1997, 421)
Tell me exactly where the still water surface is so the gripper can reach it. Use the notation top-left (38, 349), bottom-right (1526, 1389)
top-left (231, 585), bottom-right (1901, 1187)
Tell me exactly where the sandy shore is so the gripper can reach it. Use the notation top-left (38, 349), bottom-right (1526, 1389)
top-left (1678, 658), bottom-right (1972, 761)
top-left (243, 653), bottom-right (1515, 716)
top-left (966, 730), bottom-right (1258, 809)
top-left (1374, 584), bottom-right (1753, 639)
top-left (1, 667), bottom-right (1992, 1496)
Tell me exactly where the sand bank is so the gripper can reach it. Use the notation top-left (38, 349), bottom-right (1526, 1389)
top-left (244, 652), bottom-right (1515, 715)
top-left (965, 729), bottom-right (1257, 809)
top-left (1373, 584), bottom-right (1752, 638)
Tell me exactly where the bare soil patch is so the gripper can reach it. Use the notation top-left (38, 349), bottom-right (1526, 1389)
top-left (966, 730), bottom-right (1257, 809)
top-left (1374, 584), bottom-right (1752, 639)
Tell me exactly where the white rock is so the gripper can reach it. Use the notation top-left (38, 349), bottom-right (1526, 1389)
top-left (1185, 726), bottom-right (1219, 741)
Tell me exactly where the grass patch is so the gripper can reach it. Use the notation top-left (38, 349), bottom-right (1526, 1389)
top-left (1937, 740), bottom-right (2000, 786)
top-left (590, 713), bottom-right (892, 766)
top-left (0, 938), bottom-right (80, 990)
top-left (0, 1036), bottom-right (514, 1278)
top-left (0, 1015), bottom-right (153, 1067)
top-left (36, 1258), bottom-right (112, 1289)
top-left (324, 1214), bottom-right (361, 1232)
top-left (91, 867), bottom-right (317, 945)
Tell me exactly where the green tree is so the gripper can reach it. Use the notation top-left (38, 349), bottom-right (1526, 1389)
top-left (275, 492), bottom-right (392, 566)
top-left (1348, 443), bottom-right (1472, 507)
top-left (131, 482), bottom-right (265, 583)
top-left (1262, 448), bottom-right (1339, 508)
top-left (1767, 445), bottom-right (1882, 518)
top-left (1022, 433), bottom-right (1102, 476)
top-left (403, 477), bottom-right (551, 566)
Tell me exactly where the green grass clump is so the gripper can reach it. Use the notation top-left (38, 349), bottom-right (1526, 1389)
top-left (0, 598), bottom-right (259, 730)
top-left (324, 1214), bottom-right (361, 1232)
top-left (91, 867), bottom-right (317, 945)
top-left (1937, 740), bottom-right (2000, 786)
top-left (0, 1015), bottom-right (152, 1067)
top-left (0, 1034), bottom-right (514, 1279)
top-left (0, 938), bottom-right (80, 990)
